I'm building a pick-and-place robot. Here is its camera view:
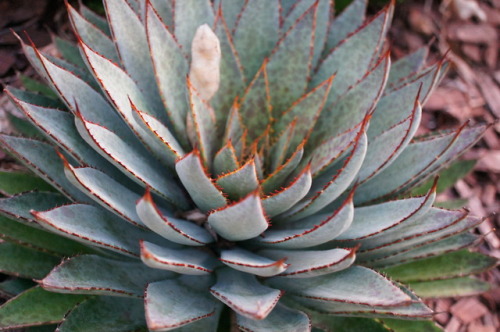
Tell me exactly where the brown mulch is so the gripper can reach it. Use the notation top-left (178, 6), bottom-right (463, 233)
top-left (0, 0), bottom-right (498, 331)
top-left (389, 0), bottom-right (500, 331)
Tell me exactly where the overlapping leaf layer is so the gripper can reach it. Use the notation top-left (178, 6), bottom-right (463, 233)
top-left (0, 0), bottom-right (497, 331)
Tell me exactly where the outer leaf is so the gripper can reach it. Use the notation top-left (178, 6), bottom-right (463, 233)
top-left (369, 63), bottom-right (440, 139)
top-left (367, 233), bottom-right (479, 268)
top-left (0, 287), bottom-right (85, 329)
top-left (78, 40), bottom-right (176, 153)
top-left (77, 118), bottom-right (189, 208)
top-left (80, 4), bottom-right (111, 35)
top-left (293, 294), bottom-right (431, 318)
top-left (35, 49), bottom-right (133, 138)
top-left (0, 171), bottom-right (54, 196)
top-left (259, 247), bottom-right (356, 278)
top-left (237, 304), bottom-right (311, 332)
top-left (145, 279), bottom-right (218, 331)
top-left (234, 0), bottom-right (280, 79)
top-left (210, 268), bottom-right (283, 320)
top-left (335, 183), bottom-right (436, 241)
top-left (0, 192), bottom-right (68, 226)
top-left (410, 159), bottom-right (476, 196)
top-left (357, 99), bottom-right (422, 183)
top-left (0, 279), bottom-right (36, 297)
top-left (268, 266), bottom-right (411, 307)
top-left (0, 135), bottom-right (89, 203)
top-left (388, 46), bottom-right (429, 84)
top-left (41, 255), bottom-right (173, 297)
top-left (67, 4), bottom-right (119, 63)
top-left (103, 0), bottom-right (162, 106)
top-left (309, 315), bottom-right (389, 332)
top-left (146, 4), bottom-right (189, 145)
top-left (19, 75), bottom-right (57, 98)
top-left (0, 242), bottom-right (60, 279)
top-left (0, 215), bottom-right (94, 257)
top-left (381, 319), bottom-right (442, 332)
top-left (323, 0), bottom-right (367, 53)
top-left (9, 95), bottom-right (119, 178)
top-left (356, 124), bottom-right (488, 204)
top-left (7, 113), bottom-right (45, 140)
top-left (33, 204), bottom-right (168, 258)
top-left (63, 164), bottom-right (144, 228)
top-left (58, 297), bottom-right (146, 332)
top-left (140, 241), bottom-right (217, 275)
top-left (208, 191), bottom-right (268, 241)
top-left (220, 248), bottom-right (289, 277)
top-left (356, 209), bottom-right (482, 260)
top-left (408, 277), bottom-right (491, 298)
top-left (255, 193), bottom-right (354, 249)
top-left (381, 250), bottom-right (498, 282)
top-left (6, 87), bottom-right (64, 110)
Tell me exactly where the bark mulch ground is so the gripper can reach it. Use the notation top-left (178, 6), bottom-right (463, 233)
top-left (0, 1), bottom-right (498, 331)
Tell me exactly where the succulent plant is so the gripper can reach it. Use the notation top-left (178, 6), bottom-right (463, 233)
top-left (0, 0), bottom-right (497, 331)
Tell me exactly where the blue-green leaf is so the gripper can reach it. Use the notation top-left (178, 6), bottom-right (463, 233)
top-left (255, 193), bottom-right (354, 249)
top-left (210, 268), bottom-right (283, 320)
top-left (58, 297), bottom-right (146, 332)
top-left (175, 151), bottom-right (227, 212)
top-left (207, 191), bottom-right (268, 241)
top-left (0, 287), bottom-right (86, 330)
top-left (140, 241), bottom-right (217, 275)
top-left (136, 188), bottom-right (214, 246)
top-left (220, 248), bottom-right (288, 277)
top-left (236, 304), bottom-right (310, 332)
top-left (41, 255), bottom-right (174, 297)
top-left (145, 279), bottom-right (219, 331)
top-left (234, 0), bottom-right (280, 79)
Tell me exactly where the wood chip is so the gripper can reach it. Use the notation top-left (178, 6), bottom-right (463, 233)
top-left (409, 8), bottom-right (436, 35)
top-left (484, 43), bottom-right (499, 69)
top-left (475, 73), bottom-right (500, 117)
top-left (447, 23), bottom-right (498, 43)
top-left (467, 322), bottom-right (496, 332)
top-left (446, 316), bottom-right (462, 332)
top-left (462, 44), bottom-right (482, 62)
top-left (476, 151), bottom-right (500, 173)
top-left (450, 298), bottom-right (489, 323)
top-left (0, 51), bottom-right (16, 76)
top-left (494, 71), bottom-right (500, 85)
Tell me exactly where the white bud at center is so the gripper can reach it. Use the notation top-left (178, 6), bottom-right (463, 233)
top-left (189, 24), bottom-right (221, 101)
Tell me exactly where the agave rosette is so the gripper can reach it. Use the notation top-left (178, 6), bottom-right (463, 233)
top-left (0, 0), bottom-right (497, 331)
